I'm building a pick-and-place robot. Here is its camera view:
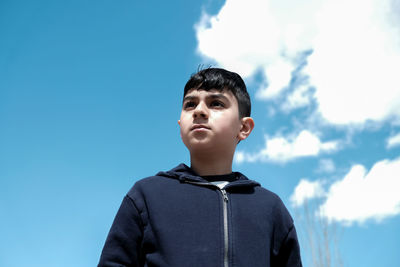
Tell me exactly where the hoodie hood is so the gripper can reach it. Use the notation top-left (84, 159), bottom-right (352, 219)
top-left (157, 163), bottom-right (260, 189)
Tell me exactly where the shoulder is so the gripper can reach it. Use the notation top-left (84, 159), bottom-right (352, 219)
top-left (126, 174), bottom-right (182, 203)
top-left (234, 172), bottom-right (294, 224)
top-left (255, 185), bottom-right (282, 201)
top-left (253, 185), bottom-right (294, 225)
top-left (127, 175), bottom-right (170, 195)
top-left (132, 175), bottom-right (169, 187)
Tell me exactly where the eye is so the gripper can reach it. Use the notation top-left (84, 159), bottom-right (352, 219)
top-left (210, 100), bottom-right (225, 108)
top-left (183, 101), bottom-right (196, 109)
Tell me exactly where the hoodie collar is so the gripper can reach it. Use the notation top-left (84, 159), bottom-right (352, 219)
top-left (157, 163), bottom-right (260, 188)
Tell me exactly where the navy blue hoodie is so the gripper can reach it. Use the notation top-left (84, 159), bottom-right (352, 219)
top-left (98, 164), bottom-right (302, 267)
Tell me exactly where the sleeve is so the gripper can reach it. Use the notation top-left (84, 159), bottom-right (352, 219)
top-left (272, 224), bottom-right (303, 267)
top-left (98, 195), bottom-right (144, 267)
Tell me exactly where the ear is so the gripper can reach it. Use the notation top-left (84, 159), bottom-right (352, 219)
top-left (178, 120), bottom-right (184, 140)
top-left (237, 117), bottom-right (255, 141)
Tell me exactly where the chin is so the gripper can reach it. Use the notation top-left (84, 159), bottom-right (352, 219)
top-left (186, 141), bottom-right (216, 153)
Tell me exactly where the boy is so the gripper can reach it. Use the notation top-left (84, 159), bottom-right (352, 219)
top-left (98, 68), bottom-right (302, 267)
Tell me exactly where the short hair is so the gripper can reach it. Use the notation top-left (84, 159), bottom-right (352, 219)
top-left (183, 68), bottom-right (251, 118)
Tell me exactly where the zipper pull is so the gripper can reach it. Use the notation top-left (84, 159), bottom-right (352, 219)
top-left (221, 189), bottom-right (229, 202)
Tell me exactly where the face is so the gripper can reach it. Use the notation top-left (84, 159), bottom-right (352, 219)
top-left (178, 89), bottom-right (244, 156)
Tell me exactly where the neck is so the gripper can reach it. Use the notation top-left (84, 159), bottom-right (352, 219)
top-left (190, 152), bottom-right (234, 176)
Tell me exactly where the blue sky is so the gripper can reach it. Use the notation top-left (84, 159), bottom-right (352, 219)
top-left (1, 0), bottom-right (400, 266)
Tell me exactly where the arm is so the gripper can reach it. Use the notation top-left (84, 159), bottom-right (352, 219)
top-left (272, 224), bottom-right (302, 267)
top-left (98, 195), bottom-right (144, 267)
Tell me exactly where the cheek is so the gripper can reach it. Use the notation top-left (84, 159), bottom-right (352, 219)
top-left (179, 117), bottom-right (190, 139)
top-left (179, 120), bottom-right (186, 136)
top-left (179, 125), bottom-right (188, 146)
top-left (213, 114), bottom-right (240, 135)
top-left (178, 114), bottom-right (187, 128)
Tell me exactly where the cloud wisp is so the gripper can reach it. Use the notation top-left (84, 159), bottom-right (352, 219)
top-left (387, 133), bottom-right (400, 149)
top-left (235, 130), bottom-right (339, 163)
top-left (291, 157), bottom-right (400, 225)
top-left (290, 179), bottom-right (326, 207)
top-left (315, 159), bottom-right (336, 173)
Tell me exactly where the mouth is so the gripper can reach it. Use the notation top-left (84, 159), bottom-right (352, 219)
top-left (191, 124), bottom-right (211, 131)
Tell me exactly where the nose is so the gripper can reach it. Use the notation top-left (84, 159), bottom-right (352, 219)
top-left (193, 102), bottom-right (208, 119)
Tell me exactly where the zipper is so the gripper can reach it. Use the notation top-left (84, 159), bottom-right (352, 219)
top-left (221, 189), bottom-right (229, 267)
top-left (183, 180), bottom-right (230, 267)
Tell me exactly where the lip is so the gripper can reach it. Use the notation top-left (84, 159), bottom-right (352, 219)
top-left (191, 124), bottom-right (211, 131)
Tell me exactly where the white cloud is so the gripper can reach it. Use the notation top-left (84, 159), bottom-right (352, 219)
top-left (235, 130), bottom-right (339, 163)
top-left (195, 0), bottom-right (320, 95)
top-left (291, 179), bottom-right (326, 207)
top-left (387, 133), bottom-right (400, 149)
top-left (316, 158), bottom-right (336, 173)
top-left (305, 0), bottom-right (400, 125)
top-left (195, 0), bottom-right (400, 126)
top-left (256, 60), bottom-right (293, 100)
top-left (195, 0), bottom-right (282, 78)
top-left (319, 157), bottom-right (400, 224)
top-left (281, 84), bottom-right (313, 112)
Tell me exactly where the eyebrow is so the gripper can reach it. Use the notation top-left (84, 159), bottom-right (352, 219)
top-left (208, 93), bottom-right (229, 101)
top-left (183, 93), bottom-right (229, 103)
top-left (182, 95), bottom-right (197, 103)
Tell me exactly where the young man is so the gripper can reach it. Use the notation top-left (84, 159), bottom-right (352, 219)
top-left (98, 68), bottom-right (302, 267)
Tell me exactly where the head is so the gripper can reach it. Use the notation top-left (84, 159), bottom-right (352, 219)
top-left (178, 68), bottom-right (254, 160)
top-left (183, 68), bottom-right (251, 119)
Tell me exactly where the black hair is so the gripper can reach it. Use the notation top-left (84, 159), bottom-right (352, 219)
top-left (183, 68), bottom-right (251, 118)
